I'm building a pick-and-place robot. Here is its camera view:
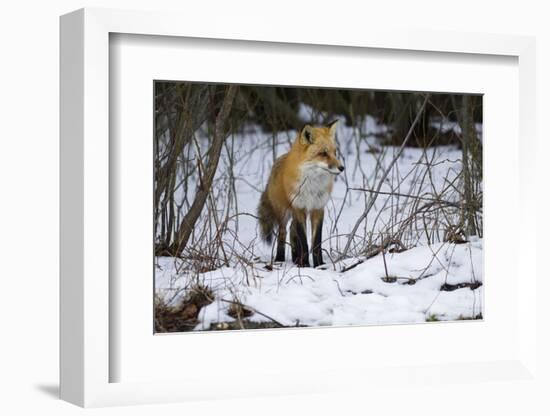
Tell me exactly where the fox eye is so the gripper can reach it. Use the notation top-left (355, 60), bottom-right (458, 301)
top-left (320, 151), bottom-right (328, 157)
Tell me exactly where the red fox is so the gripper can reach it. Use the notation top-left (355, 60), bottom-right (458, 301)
top-left (258, 120), bottom-right (344, 267)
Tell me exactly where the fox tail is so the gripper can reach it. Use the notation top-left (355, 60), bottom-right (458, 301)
top-left (257, 190), bottom-right (276, 244)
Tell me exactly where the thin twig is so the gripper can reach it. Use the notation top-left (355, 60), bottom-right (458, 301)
top-left (339, 94), bottom-right (430, 260)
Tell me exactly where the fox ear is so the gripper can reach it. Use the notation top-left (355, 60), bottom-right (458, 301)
top-left (300, 125), bottom-right (314, 145)
top-left (327, 119), bottom-right (339, 137)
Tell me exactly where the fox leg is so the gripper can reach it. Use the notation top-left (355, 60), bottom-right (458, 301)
top-left (290, 210), bottom-right (310, 267)
top-left (310, 209), bottom-right (324, 267)
top-left (274, 221), bottom-right (287, 262)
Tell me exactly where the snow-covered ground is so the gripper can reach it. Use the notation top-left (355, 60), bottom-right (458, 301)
top-left (157, 239), bottom-right (482, 329)
top-left (155, 109), bottom-right (483, 330)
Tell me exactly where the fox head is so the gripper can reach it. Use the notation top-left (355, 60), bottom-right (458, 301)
top-left (298, 120), bottom-right (345, 175)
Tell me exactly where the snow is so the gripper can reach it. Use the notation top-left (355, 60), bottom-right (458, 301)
top-left (156, 240), bottom-right (482, 330)
top-left (429, 118), bottom-right (483, 142)
top-left (155, 110), bottom-right (483, 330)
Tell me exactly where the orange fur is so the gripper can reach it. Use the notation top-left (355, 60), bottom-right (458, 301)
top-left (258, 121), bottom-right (344, 267)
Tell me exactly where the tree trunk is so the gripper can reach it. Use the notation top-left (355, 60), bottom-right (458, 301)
top-left (170, 85), bottom-right (239, 256)
top-left (154, 85), bottom-right (211, 246)
top-left (458, 94), bottom-right (479, 236)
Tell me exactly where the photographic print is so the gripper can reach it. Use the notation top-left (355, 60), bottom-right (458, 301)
top-left (154, 83), bottom-right (483, 332)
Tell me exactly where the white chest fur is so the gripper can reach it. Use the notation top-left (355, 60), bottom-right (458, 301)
top-left (290, 164), bottom-right (334, 211)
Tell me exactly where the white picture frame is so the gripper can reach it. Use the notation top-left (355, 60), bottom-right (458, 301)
top-left (60, 7), bottom-right (538, 408)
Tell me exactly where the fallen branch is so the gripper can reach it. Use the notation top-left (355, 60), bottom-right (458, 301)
top-left (220, 298), bottom-right (285, 328)
top-left (340, 237), bottom-right (406, 272)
